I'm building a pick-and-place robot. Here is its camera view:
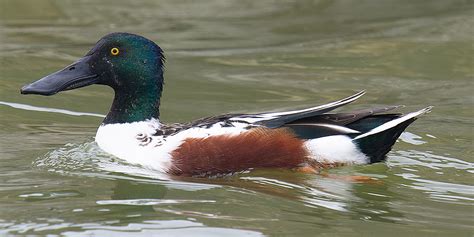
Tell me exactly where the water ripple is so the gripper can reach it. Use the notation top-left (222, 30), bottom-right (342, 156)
top-left (389, 150), bottom-right (474, 204)
top-left (0, 101), bottom-right (105, 118)
top-left (96, 199), bottom-right (216, 206)
top-left (0, 220), bottom-right (265, 237)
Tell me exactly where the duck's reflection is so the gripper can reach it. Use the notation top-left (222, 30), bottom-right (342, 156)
top-left (179, 167), bottom-right (405, 223)
top-left (105, 166), bottom-right (404, 225)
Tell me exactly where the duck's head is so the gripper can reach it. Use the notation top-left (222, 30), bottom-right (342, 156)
top-left (21, 32), bottom-right (165, 124)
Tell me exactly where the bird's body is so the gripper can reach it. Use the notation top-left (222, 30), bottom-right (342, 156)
top-left (21, 32), bottom-right (431, 177)
top-left (95, 90), bottom-right (430, 176)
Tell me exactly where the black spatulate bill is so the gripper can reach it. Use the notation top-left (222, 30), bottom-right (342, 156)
top-left (20, 55), bottom-right (98, 96)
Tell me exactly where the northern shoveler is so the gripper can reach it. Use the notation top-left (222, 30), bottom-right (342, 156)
top-left (21, 32), bottom-right (431, 177)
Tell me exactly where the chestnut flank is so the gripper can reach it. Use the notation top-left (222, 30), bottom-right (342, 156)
top-left (169, 128), bottom-right (308, 176)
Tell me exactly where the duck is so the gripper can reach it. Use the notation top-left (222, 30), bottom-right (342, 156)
top-left (20, 32), bottom-right (431, 177)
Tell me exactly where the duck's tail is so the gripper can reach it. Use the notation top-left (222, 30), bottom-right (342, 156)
top-left (352, 107), bottom-right (432, 163)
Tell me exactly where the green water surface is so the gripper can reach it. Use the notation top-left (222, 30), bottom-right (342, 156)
top-left (0, 0), bottom-right (473, 236)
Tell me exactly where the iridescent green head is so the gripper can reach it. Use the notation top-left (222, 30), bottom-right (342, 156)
top-left (21, 32), bottom-right (166, 124)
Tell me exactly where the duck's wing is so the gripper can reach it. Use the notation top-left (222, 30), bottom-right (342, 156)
top-left (222, 90), bottom-right (412, 142)
top-left (163, 91), bottom-right (409, 142)
top-left (282, 106), bottom-right (404, 139)
top-left (167, 91), bottom-right (369, 134)
top-left (229, 90), bottom-right (366, 128)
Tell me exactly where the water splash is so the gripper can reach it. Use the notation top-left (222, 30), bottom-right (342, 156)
top-left (32, 141), bottom-right (218, 191)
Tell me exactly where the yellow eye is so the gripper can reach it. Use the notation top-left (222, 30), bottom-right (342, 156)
top-left (110, 47), bottom-right (120, 56)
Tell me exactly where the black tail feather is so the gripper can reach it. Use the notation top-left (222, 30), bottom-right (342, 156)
top-left (353, 118), bottom-right (417, 163)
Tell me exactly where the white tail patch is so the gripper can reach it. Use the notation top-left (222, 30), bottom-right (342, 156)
top-left (304, 135), bottom-right (369, 165)
top-left (355, 107), bottom-right (432, 140)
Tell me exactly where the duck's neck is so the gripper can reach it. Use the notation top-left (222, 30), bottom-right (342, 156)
top-left (102, 74), bottom-right (163, 125)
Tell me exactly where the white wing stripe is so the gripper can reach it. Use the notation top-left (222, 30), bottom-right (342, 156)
top-left (262, 90), bottom-right (365, 117)
top-left (289, 123), bottom-right (361, 134)
top-left (230, 91), bottom-right (366, 123)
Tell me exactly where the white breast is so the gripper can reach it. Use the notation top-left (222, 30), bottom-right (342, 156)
top-left (95, 118), bottom-right (171, 172)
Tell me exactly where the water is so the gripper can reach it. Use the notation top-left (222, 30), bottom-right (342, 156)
top-left (0, 0), bottom-right (473, 236)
